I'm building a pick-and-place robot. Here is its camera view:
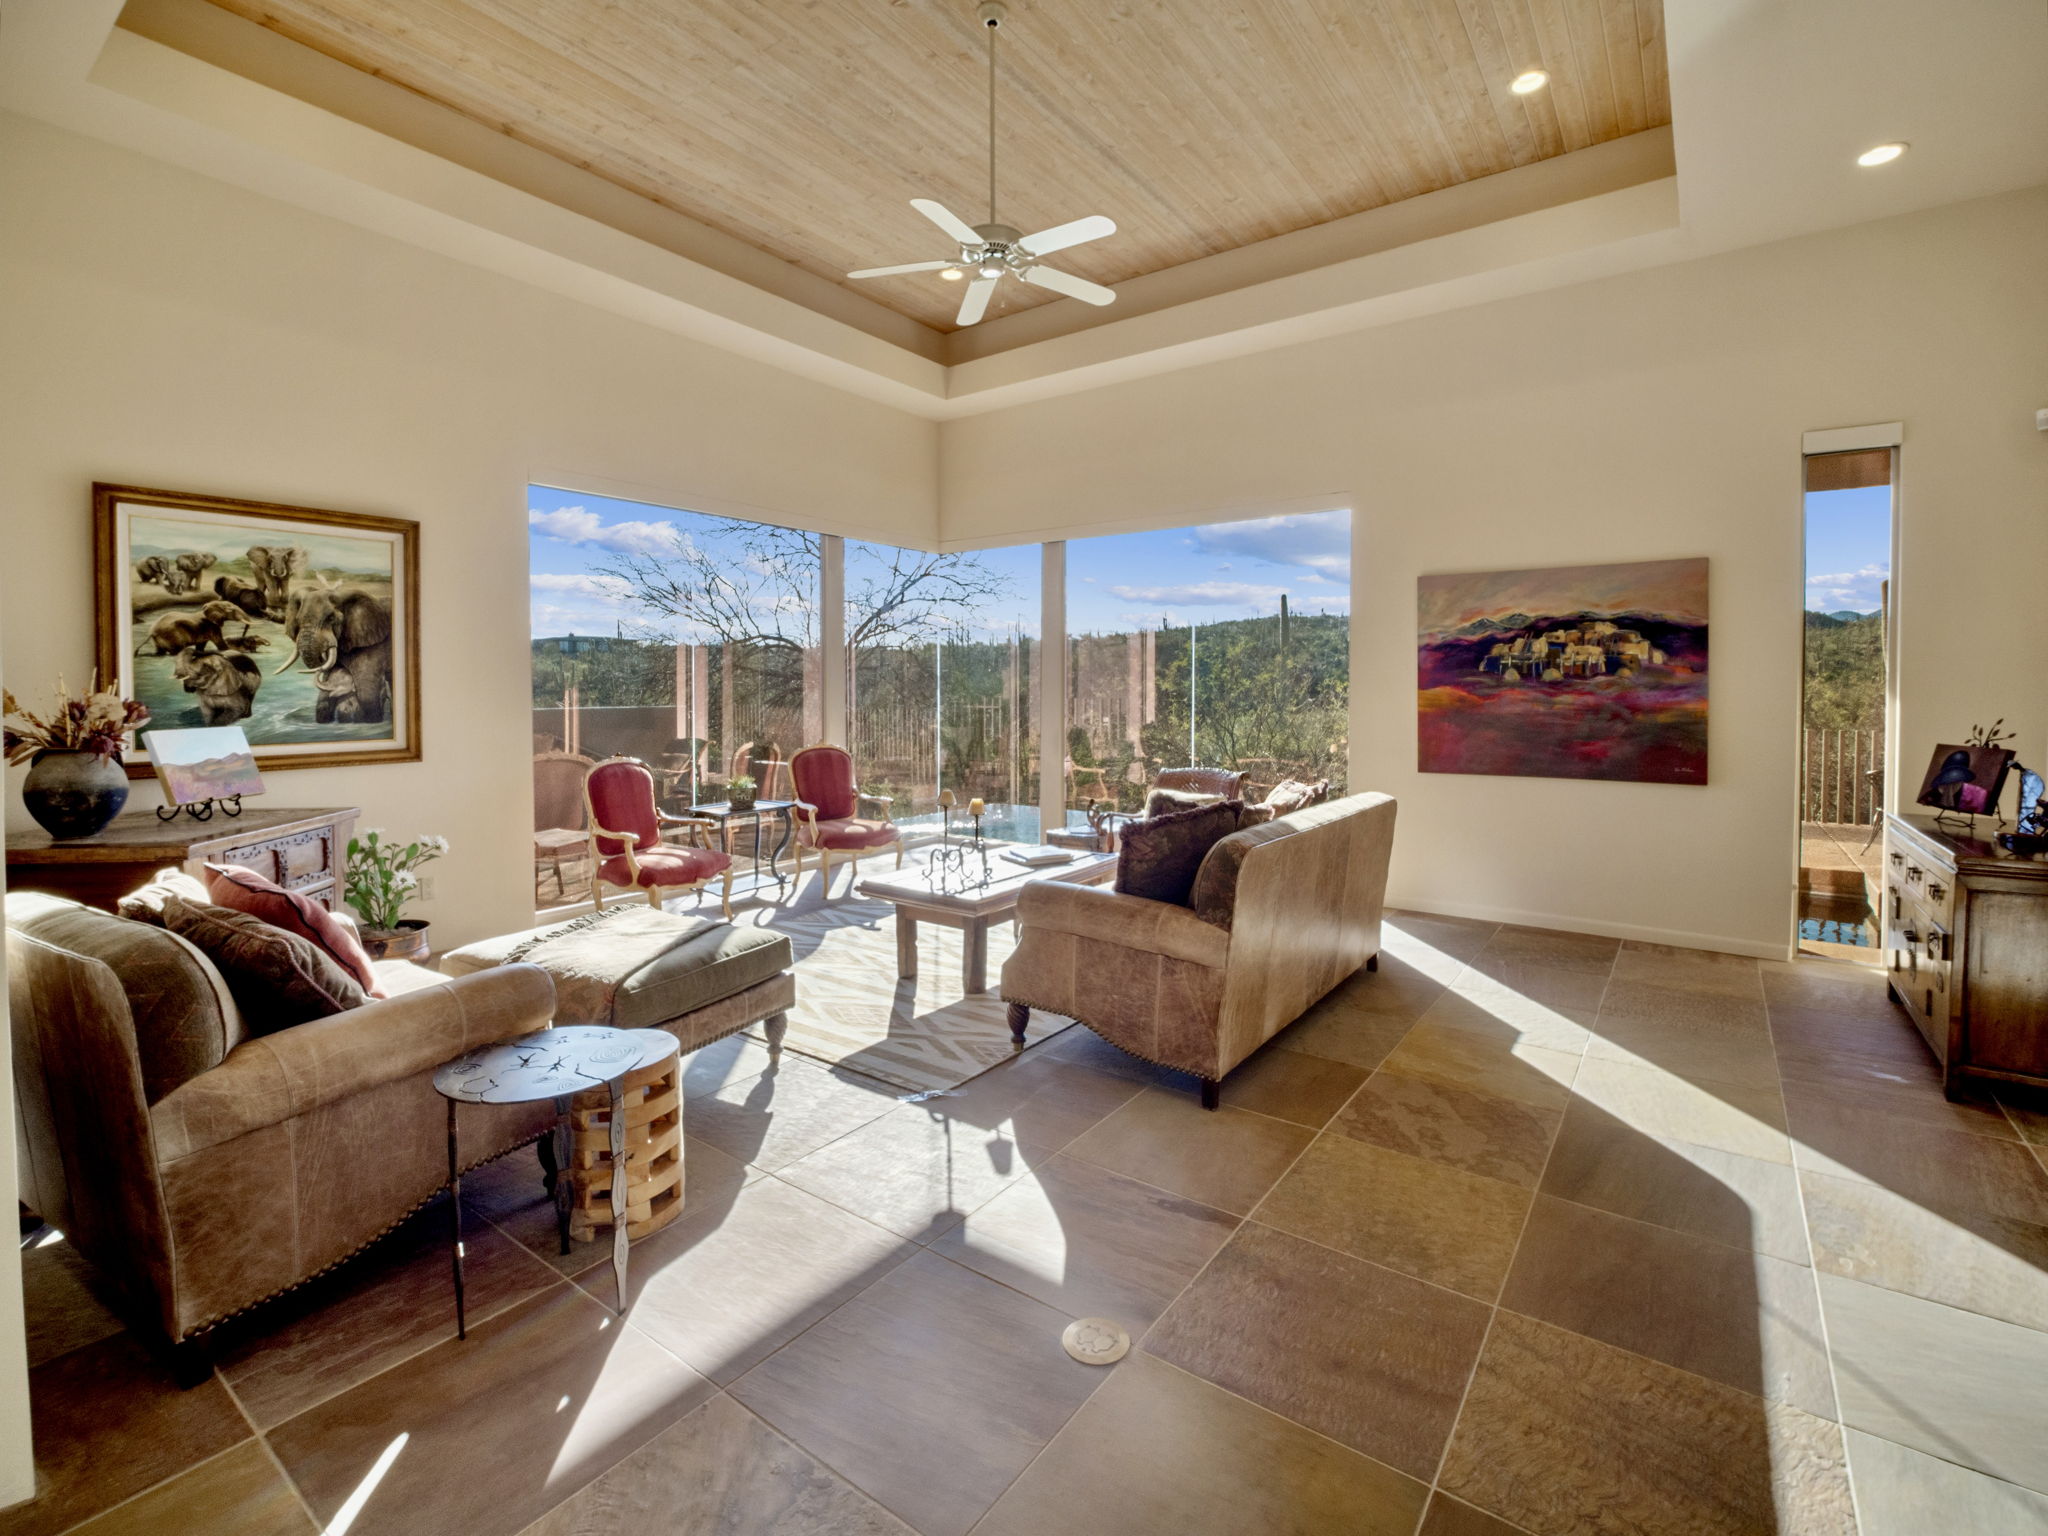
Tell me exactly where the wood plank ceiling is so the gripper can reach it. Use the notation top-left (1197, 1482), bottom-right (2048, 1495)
top-left (203, 0), bottom-right (1669, 332)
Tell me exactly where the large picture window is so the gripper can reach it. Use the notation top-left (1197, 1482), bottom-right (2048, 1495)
top-left (1063, 511), bottom-right (1350, 823)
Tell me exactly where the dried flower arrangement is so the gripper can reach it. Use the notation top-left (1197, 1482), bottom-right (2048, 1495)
top-left (2, 674), bottom-right (150, 765)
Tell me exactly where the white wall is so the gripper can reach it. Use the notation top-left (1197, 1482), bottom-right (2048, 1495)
top-left (0, 113), bottom-right (937, 947)
top-left (940, 187), bottom-right (2048, 956)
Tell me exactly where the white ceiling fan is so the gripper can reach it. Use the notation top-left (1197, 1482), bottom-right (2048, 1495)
top-left (847, 1), bottom-right (1117, 327)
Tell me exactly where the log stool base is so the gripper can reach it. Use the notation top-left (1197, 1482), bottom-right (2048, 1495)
top-left (565, 1050), bottom-right (684, 1243)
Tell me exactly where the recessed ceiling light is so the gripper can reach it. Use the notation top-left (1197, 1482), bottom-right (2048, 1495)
top-left (1857, 142), bottom-right (1907, 167)
top-left (1510, 70), bottom-right (1549, 95)
top-left (939, 267), bottom-right (965, 280)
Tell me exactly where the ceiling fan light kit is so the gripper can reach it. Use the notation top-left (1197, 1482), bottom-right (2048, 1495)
top-left (845, 0), bottom-right (1118, 327)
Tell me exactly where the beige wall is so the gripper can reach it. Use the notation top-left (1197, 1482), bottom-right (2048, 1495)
top-left (940, 187), bottom-right (2048, 955)
top-left (0, 114), bottom-right (936, 947)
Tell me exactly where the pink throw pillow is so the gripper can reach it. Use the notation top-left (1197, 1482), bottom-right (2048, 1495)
top-left (202, 863), bottom-right (385, 998)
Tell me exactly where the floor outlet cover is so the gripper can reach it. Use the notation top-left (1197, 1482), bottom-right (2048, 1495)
top-left (1061, 1318), bottom-right (1131, 1365)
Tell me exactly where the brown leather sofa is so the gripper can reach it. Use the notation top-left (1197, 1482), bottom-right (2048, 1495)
top-left (6, 892), bottom-right (556, 1377)
top-left (1001, 792), bottom-right (1396, 1107)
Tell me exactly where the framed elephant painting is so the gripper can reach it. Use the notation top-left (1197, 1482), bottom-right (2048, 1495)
top-left (94, 483), bottom-right (421, 774)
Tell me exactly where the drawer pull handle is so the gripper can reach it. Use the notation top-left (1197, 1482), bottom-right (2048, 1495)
top-left (1928, 883), bottom-right (1947, 902)
top-left (1906, 866), bottom-right (1923, 883)
top-left (1889, 852), bottom-right (1904, 865)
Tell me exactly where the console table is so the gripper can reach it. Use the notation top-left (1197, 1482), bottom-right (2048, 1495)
top-left (1882, 811), bottom-right (2048, 1098)
top-left (5, 806), bottom-right (358, 912)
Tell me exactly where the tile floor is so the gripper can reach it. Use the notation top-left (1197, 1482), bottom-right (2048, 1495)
top-left (10, 912), bottom-right (2048, 1535)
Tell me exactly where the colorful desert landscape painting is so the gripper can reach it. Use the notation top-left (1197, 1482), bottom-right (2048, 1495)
top-left (1418, 557), bottom-right (1708, 784)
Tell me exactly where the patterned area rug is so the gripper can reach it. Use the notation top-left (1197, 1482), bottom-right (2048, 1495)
top-left (710, 856), bottom-right (1077, 1094)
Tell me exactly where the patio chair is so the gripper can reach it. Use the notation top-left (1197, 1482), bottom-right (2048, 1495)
top-left (585, 756), bottom-right (735, 917)
top-left (533, 749), bottom-right (595, 901)
top-left (788, 743), bottom-right (903, 897)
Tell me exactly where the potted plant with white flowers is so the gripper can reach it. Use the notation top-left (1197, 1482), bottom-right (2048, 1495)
top-left (344, 828), bottom-right (448, 962)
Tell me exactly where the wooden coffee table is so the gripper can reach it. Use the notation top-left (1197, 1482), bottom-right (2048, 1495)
top-left (857, 846), bottom-right (1116, 994)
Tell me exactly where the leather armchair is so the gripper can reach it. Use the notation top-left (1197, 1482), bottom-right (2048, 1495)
top-left (7, 892), bottom-right (558, 1377)
top-left (1001, 793), bottom-right (1396, 1107)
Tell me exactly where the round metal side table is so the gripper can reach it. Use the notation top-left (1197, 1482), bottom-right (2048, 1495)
top-left (432, 1025), bottom-right (675, 1337)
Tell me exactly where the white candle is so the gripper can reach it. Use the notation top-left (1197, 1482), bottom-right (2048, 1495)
top-left (969, 798), bottom-right (986, 816)
top-left (938, 789), bottom-right (955, 808)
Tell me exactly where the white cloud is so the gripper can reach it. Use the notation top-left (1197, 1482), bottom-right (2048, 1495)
top-left (1192, 510), bottom-right (1350, 582)
top-left (529, 506), bottom-right (681, 558)
top-left (1110, 580), bottom-right (1289, 607)
top-left (530, 572), bottom-right (634, 603)
top-left (1806, 562), bottom-right (1888, 611)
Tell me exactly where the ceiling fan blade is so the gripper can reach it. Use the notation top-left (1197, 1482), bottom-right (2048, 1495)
top-left (911, 198), bottom-right (983, 247)
top-left (956, 275), bottom-right (999, 327)
top-left (1017, 215), bottom-right (1116, 257)
top-left (1021, 264), bottom-right (1116, 306)
top-left (847, 261), bottom-right (957, 279)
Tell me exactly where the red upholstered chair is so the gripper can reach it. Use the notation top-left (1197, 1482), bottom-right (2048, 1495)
top-left (584, 757), bottom-right (734, 917)
top-left (788, 744), bottom-right (902, 896)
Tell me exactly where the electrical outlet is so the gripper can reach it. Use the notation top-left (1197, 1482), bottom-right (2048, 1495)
top-left (416, 876), bottom-right (435, 902)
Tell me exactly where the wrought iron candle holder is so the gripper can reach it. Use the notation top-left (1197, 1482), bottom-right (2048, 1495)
top-left (927, 792), bottom-right (992, 890)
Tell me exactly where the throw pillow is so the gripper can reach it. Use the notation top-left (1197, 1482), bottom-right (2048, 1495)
top-left (1116, 799), bottom-right (1243, 907)
top-left (161, 896), bottom-right (367, 1034)
top-left (1142, 786), bottom-right (1223, 820)
top-left (203, 863), bottom-right (384, 996)
top-left (116, 868), bottom-right (214, 926)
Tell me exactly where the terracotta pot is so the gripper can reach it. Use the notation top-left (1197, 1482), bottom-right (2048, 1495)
top-left (22, 750), bottom-right (128, 840)
top-left (360, 919), bottom-right (431, 964)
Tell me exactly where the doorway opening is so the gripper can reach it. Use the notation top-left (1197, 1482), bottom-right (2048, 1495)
top-left (1797, 447), bottom-right (1894, 958)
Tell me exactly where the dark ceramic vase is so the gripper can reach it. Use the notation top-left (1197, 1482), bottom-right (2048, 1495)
top-left (22, 750), bottom-right (129, 840)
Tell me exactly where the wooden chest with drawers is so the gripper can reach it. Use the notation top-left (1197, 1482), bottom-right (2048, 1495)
top-left (1882, 811), bottom-right (2048, 1098)
top-left (6, 807), bottom-right (358, 914)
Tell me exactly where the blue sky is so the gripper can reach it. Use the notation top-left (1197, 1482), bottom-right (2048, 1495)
top-left (528, 485), bottom-right (1350, 638)
top-left (1804, 485), bottom-right (1891, 614)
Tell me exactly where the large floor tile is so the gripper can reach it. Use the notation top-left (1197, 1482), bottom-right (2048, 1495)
top-left (1041, 1027), bottom-right (1200, 1090)
top-left (17, 1234), bottom-right (124, 1370)
top-left (1788, 1096), bottom-right (2048, 1226)
top-left (729, 1250), bottom-right (1107, 1536)
top-left (580, 1177), bottom-right (912, 1382)
top-left (920, 1047), bottom-right (1142, 1151)
top-left (1423, 982), bottom-right (1594, 1053)
top-left (1062, 1087), bottom-right (1314, 1215)
top-left (466, 1133), bottom-right (758, 1281)
top-left (1378, 1021), bottom-right (1581, 1112)
top-left (685, 1056), bottom-right (901, 1172)
top-left (1591, 979), bottom-right (1777, 1083)
top-left (1801, 1169), bottom-right (2048, 1331)
top-left (1846, 1428), bottom-right (2048, 1536)
top-left (1418, 1494), bottom-right (1533, 1536)
top-left (1143, 1222), bottom-right (1489, 1480)
top-left (1760, 959), bottom-right (1899, 1019)
top-left (266, 1286), bottom-right (715, 1536)
top-left (1477, 924), bottom-right (1621, 975)
top-left (1539, 1103), bottom-right (1809, 1262)
top-left (930, 1154), bottom-right (1237, 1332)
top-left (1334, 1066), bottom-right (1562, 1189)
top-left (777, 1102), bottom-right (1057, 1241)
top-left (1384, 910), bottom-right (1501, 966)
top-left (63, 1442), bottom-right (312, 1536)
top-left (1568, 1057), bottom-right (1790, 1164)
top-left (214, 1198), bottom-right (563, 1429)
top-left (1217, 1044), bottom-right (1369, 1127)
top-left (0, 1333), bottom-right (251, 1536)
top-left (1501, 1196), bottom-right (1835, 1417)
top-left (1438, 1311), bottom-right (1855, 1536)
top-left (519, 1392), bottom-right (911, 1536)
top-left (1455, 955), bottom-right (1610, 1021)
top-left (1820, 1271), bottom-right (2048, 1494)
top-left (1614, 942), bottom-right (1763, 999)
top-left (1255, 1134), bottom-right (1530, 1300)
top-left (972, 1351), bottom-right (1428, 1536)
top-left (679, 1031), bottom-right (779, 1101)
top-left (1271, 999), bottom-right (1420, 1072)
top-left (1778, 1067), bottom-right (2019, 1142)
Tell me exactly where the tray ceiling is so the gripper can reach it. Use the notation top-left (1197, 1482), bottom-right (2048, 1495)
top-left (200, 0), bottom-right (1669, 333)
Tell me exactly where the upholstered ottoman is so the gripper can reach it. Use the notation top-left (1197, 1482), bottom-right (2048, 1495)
top-left (442, 911), bottom-right (795, 1056)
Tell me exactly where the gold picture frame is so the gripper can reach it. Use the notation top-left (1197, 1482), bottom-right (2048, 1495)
top-left (94, 483), bottom-right (422, 776)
